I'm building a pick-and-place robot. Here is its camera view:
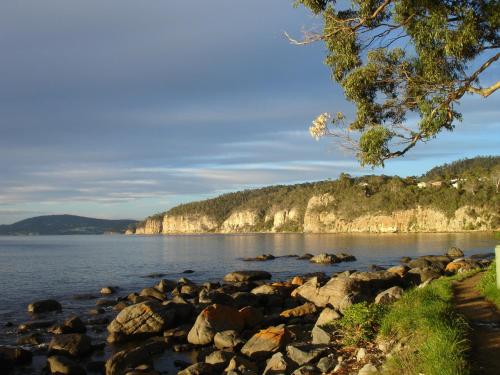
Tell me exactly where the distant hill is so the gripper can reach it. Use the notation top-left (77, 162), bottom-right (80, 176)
top-left (0, 215), bottom-right (138, 235)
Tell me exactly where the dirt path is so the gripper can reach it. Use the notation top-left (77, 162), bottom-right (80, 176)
top-left (453, 272), bottom-right (500, 374)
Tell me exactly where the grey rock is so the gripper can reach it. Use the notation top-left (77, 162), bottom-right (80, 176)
top-left (214, 330), bottom-right (244, 350)
top-left (286, 344), bottom-right (327, 366)
top-left (223, 356), bottom-right (258, 374)
top-left (374, 286), bottom-right (404, 304)
top-left (310, 253), bottom-right (339, 264)
top-left (139, 287), bottom-right (167, 301)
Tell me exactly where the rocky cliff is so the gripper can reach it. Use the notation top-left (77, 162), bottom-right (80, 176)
top-left (129, 194), bottom-right (497, 234)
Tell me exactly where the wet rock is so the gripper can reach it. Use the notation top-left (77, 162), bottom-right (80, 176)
top-left (368, 265), bottom-right (385, 272)
top-left (100, 287), bottom-right (117, 295)
top-left (241, 326), bottom-right (289, 360)
top-left (400, 256), bottom-right (411, 263)
top-left (316, 354), bottom-right (337, 373)
top-left (447, 247), bottom-right (464, 258)
top-left (263, 352), bottom-right (291, 375)
top-left (358, 363), bottom-right (378, 374)
top-left (214, 330), bottom-right (244, 350)
top-left (48, 333), bottom-right (92, 357)
top-left (224, 356), bottom-right (258, 374)
top-left (187, 304), bottom-right (244, 345)
top-left (72, 293), bottom-right (98, 301)
top-left (0, 346), bottom-right (33, 365)
top-left (244, 254), bottom-right (275, 262)
top-left (178, 362), bottom-right (214, 375)
top-left (143, 272), bottom-right (167, 278)
top-left (107, 301), bottom-right (176, 342)
top-left (280, 302), bottom-right (317, 318)
top-left (298, 253), bottom-right (313, 260)
top-left (17, 333), bottom-right (43, 345)
top-left (286, 344), bottom-right (327, 366)
top-left (28, 299), bottom-right (62, 314)
top-left (18, 319), bottom-right (55, 332)
top-left (183, 269), bottom-right (195, 274)
top-left (337, 253), bottom-right (356, 262)
top-left (49, 316), bottom-right (86, 334)
top-left (47, 355), bottom-right (86, 375)
top-left (139, 287), bottom-right (167, 302)
top-left (113, 301), bottom-right (128, 312)
top-left (156, 279), bottom-right (176, 293)
top-left (375, 286), bottom-right (404, 304)
top-left (89, 307), bottom-right (105, 315)
top-left (309, 253), bottom-right (339, 264)
top-left (223, 270), bottom-right (272, 283)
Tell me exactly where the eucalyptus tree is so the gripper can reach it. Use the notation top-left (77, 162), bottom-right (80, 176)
top-left (290, 0), bottom-right (499, 166)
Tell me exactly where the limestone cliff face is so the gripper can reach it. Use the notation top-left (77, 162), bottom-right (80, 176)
top-left (128, 193), bottom-right (496, 235)
top-left (221, 210), bottom-right (259, 232)
top-left (162, 214), bottom-right (218, 234)
top-left (303, 193), bottom-right (493, 233)
top-left (272, 208), bottom-right (301, 231)
top-left (134, 217), bottom-right (163, 235)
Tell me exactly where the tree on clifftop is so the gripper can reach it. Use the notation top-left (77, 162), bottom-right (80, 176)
top-left (290, 0), bottom-right (499, 167)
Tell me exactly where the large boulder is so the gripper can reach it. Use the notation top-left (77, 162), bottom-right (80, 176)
top-left (107, 301), bottom-right (176, 342)
top-left (49, 316), bottom-right (86, 334)
top-left (187, 304), bottom-right (244, 345)
top-left (214, 330), bottom-right (244, 350)
top-left (28, 299), bottom-right (62, 314)
top-left (241, 326), bottom-right (289, 360)
top-left (105, 346), bottom-right (150, 375)
top-left (48, 334), bottom-right (92, 357)
top-left (47, 355), bottom-right (85, 375)
top-left (292, 276), bottom-right (369, 311)
top-left (223, 270), bottom-right (271, 282)
top-left (139, 287), bottom-right (167, 301)
top-left (447, 247), bottom-right (464, 258)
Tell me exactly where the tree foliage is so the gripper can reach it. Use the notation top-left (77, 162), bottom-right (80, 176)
top-left (291, 0), bottom-right (499, 166)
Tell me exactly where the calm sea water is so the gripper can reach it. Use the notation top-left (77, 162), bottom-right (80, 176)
top-left (0, 232), bottom-right (496, 373)
top-left (0, 232), bottom-right (496, 317)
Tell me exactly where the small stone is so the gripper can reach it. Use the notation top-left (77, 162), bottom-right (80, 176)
top-left (446, 247), bottom-right (464, 258)
top-left (316, 354), bottom-right (337, 373)
top-left (358, 363), bottom-right (378, 374)
top-left (48, 334), bottom-right (92, 357)
top-left (356, 348), bottom-right (367, 362)
top-left (263, 352), bottom-right (290, 375)
top-left (100, 286), bottom-right (117, 295)
top-left (177, 362), bottom-right (213, 375)
top-left (223, 270), bottom-right (272, 282)
top-left (286, 344), bottom-right (327, 366)
top-left (214, 330), bottom-right (244, 350)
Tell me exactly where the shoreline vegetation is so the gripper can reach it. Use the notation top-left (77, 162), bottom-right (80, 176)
top-left (128, 156), bottom-right (500, 236)
top-left (2, 246), bottom-right (495, 375)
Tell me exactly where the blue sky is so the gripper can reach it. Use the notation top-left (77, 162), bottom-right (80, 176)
top-left (0, 0), bottom-right (499, 224)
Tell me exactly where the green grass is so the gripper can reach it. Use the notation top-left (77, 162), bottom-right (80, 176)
top-left (379, 275), bottom-right (471, 375)
top-left (478, 262), bottom-right (500, 309)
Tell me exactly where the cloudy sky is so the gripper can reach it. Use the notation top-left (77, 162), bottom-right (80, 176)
top-left (0, 1), bottom-right (498, 224)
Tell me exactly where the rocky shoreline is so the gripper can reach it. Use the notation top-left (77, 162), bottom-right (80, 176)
top-left (1, 248), bottom-right (494, 375)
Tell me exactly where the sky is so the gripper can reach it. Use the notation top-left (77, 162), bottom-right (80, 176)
top-left (0, 0), bottom-right (499, 224)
